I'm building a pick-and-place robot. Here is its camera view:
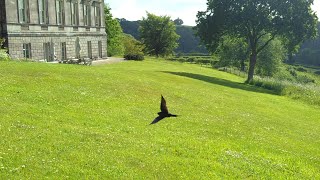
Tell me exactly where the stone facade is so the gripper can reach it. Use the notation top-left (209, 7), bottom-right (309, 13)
top-left (0, 0), bottom-right (107, 61)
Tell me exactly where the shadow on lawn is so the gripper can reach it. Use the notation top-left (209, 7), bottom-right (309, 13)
top-left (161, 71), bottom-right (276, 95)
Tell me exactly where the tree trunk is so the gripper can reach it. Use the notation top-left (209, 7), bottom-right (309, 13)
top-left (246, 51), bottom-right (257, 83)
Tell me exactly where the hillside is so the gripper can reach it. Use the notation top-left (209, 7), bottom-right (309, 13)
top-left (0, 59), bottom-right (319, 178)
top-left (119, 19), bottom-right (207, 54)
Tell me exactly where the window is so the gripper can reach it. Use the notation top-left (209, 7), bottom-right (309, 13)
top-left (56, 0), bottom-right (65, 25)
top-left (23, 43), bottom-right (31, 58)
top-left (18, 0), bottom-right (30, 23)
top-left (70, 1), bottom-right (79, 25)
top-left (43, 42), bottom-right (52, 61)
top-left (87, 41), bottom-right (92, 58)
top-left (93, 2), bottom-right (101, 26)
top-left (38, 0), bottom-right (48, 24)
top-left (98, 41), bottom-right (102, 58)
top-left (61, 42), bottom-right (67, 60)
top-left (83, 4), bottom-right (91, 26)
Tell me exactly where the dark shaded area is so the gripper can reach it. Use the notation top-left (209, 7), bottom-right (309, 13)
top-left (118, 19), bottom-right (141, 40)
top-left (175, 25), bottom-right (208, 54)
top-left (293, 23), bottom-right (320, 66)
top-left (162, 71), bottom-right (277, 95)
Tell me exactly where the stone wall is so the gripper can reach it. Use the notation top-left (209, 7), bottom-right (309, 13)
top-left (8, 33), bottom-right (107, 60)
top-left (3, 0), bottom-right (107, 60)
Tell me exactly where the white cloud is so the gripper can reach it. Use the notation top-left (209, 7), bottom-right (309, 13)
top-left (312, 1), bottom-right (320, 18)
top-left (105, 0), bottom-right (207, 26)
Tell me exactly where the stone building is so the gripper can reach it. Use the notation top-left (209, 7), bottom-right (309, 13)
top-left (0, 0), bottom-right (107, 61)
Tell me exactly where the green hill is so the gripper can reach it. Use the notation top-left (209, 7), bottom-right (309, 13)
top-left (119, 19), bottom-right (207, 54)
top-left (0, 59), bottom-right (319, 179)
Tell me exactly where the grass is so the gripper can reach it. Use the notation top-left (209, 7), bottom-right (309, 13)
top-left (0, 59), bottom-right (319, 179)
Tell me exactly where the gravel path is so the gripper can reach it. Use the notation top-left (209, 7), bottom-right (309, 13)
top-left (91, 57), bottom-right (125, 66)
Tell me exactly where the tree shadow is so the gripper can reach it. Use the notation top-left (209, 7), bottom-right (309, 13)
top-left (161, 71), bottom-right (277, 95)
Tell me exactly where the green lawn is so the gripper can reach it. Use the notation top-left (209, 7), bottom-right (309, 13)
top-left (0, 59), bottom-right (319, 179)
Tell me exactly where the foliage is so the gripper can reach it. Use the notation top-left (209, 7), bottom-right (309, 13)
top-left (215, 36), bottom-right (248, 70)
top-left (256, 37), bottom-right (287, 77)
top-left (139, 12), bottom-right (180, 57)
top-left (118, 18), bottom-right (141, 40)
top-left (294, 48), bottom-right (320, 66)
top-left (250, 76), bottom-right (320, 105)
top-left (124, 54), bottom-right (144, 61)
top-left (122, 34), bottom-right (145, 61)
top-left (195, 0), bottom-right (318, 82)
top-left (293, 22), bottom-right (320, 66)
top-left (175, 25), bottom-right (208, 54)
top-left (105, 4), bottom-right (124, 56)
top-left (166, 55), bottom-right (217, 66)
top-left (173, 18), bottom-right (184, 25)
top-left (0, 38), bottom-right (10, 61)
top-left (119, 19), bottom-right (207, 55)
top-left (1, 60), bottom-right (320, 178)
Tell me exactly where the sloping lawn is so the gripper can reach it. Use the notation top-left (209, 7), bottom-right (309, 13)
top-left (0, 59), bottom-right (319, 179)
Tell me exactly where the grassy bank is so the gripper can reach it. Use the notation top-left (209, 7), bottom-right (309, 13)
top-left (0, 59), bottom-right (319, 179)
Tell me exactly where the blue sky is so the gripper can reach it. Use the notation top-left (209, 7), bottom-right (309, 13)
top-left (105, 0), bottom-right (320, 26)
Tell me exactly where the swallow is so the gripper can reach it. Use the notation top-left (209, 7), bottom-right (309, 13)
top-left (150, 95), bottom-right (177, 124)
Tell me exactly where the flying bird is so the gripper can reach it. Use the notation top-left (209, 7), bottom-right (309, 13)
top-left (150, 95), bottom-right (177, 124)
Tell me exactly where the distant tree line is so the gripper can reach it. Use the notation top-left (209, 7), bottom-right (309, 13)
top-left (293, 23), bottom-right (320, 66)
top-left (118, 18), bottom-right (207, 55)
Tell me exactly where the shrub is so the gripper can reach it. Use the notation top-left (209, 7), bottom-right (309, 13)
top-left (187, 57), bottom-right (195, 63)
top-left (0, 38), bottom-right (10, 61)
top-left (296, 75), bottom-right (315, 84)
top-left (250, 76), bottom-right (320, 106)
top-left (287, 67), bottom-right (297, 77)
top-left (314, 71), bottom-right (320, 75)
top-left (0, 49), bottom-right (10, 61)
top-left (123, 34), bottom-right (145, 61)
top-left (295, 67), bottom-right (308, 72)
top-left (124, 54), bottom-right (144, 61)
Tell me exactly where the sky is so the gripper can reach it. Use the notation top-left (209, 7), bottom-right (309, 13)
top-left (105, 0), bottom-right (320, 26)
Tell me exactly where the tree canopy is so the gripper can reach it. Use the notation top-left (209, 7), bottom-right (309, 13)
top-left (104, 4), bottom-right (124, 56)
top-left (195, 0), bottom-right (318, 82)
top-left (173, 18), bottom-right (184, 25)
top-left (139, 12), bottom-right (180, 57)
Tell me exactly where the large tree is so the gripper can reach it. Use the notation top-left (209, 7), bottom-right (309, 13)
top-left (105, 4), bottom-right (124, 56)
top-left (139, 12), bottom-right (180, 57)
top-left (195, 0), bottom-right (317, 82)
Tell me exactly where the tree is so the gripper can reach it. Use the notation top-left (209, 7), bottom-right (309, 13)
top-left (104, 4), bottom-right (124, 56)
top-left (195, 0), bottom-right (317, 82)
top-left (120, 20), bottom-right (207, 54)
top-left (173, 18), bottom-right (184, 25)
top-left (140, 12), bottom-right (180, 57)
top-left (122, 34), bottom-right (145, 60)
top-left (256, 37), bottom-right (287, 77)
top-left (216, 36), bottom-right (249, 71)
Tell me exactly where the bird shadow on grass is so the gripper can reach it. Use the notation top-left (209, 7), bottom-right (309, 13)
top-left (161, 71), bottom-right (277, 95)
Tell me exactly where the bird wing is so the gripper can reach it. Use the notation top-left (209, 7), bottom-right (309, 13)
top-left (160, 95), bottom-right (168, 113)
top-left (150, 115), bottom-right (165, 124)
